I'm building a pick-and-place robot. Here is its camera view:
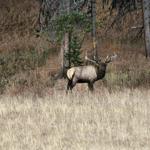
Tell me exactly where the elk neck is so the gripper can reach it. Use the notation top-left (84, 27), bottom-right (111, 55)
top-left (96, 63), bottom-right (107, 80)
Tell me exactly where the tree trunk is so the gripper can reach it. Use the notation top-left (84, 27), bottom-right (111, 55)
top-left (91, 0), bottom-right (98, 60)
top-left (60, 33), bottom-right (69, 74)
top-left (57, 0), bottom-right (70, 78)
top-left (142, 0), bottom-right (150, 57)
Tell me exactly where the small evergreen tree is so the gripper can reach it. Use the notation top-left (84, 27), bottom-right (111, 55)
top-left (54, 12), bottom-right (91, 68)
top-left (65, 36), bottom-right (83, 67)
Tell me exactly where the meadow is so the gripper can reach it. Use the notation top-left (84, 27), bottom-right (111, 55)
top-left (0, 88), bottom-right (150, 150)
top-left (0, 1), bottom-right (150, 150)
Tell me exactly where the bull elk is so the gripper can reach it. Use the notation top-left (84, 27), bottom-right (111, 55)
top-left (66, 53), bottom-right (117, 92)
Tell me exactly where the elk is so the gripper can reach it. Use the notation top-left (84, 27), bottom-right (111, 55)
top-left (66, 54), bottom-right (117, 92)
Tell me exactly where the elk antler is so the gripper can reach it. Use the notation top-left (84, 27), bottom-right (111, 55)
top-left (105, 53), bottom-right (117, 63)
top-left (85, 52), bottom-right (99, 66)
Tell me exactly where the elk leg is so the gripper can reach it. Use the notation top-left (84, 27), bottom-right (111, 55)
top-left (70, 82), bottom-right (76, 91)
top-left (70, 79), bottom-right (77, 91)
top-left (88, 82), bottom-right (94, 91)
top-left (66, 80), bottom-right (72, 94)
top-left (67, 80), bottom-right (72, 91)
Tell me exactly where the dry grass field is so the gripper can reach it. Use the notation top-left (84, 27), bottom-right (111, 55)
top-left (0, 1), bottom-right (150, 150)
top-left (0, 88), bottom-right (150, 150)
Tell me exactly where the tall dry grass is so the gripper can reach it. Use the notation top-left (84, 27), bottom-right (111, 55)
top-left (0, 2), bottom-right (149, 149)
top-left (0, 88), bottom-right (150, 150)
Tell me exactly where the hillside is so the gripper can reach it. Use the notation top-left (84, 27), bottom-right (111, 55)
top-left (0, 0), bottom-right (149, 95)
